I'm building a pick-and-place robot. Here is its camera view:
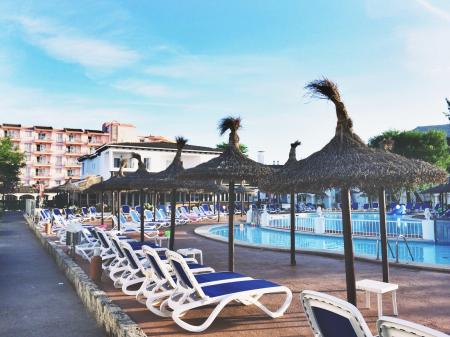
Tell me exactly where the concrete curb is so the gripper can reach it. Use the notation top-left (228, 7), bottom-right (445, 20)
top-left (24, 215), bottom-right (147, 337)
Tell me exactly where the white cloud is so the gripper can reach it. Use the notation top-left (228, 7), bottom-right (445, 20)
top-left (12, 16), bottom-right (139, 69)
top-left (414, 0), bottom-right (450, 22)
top-left (113, 79), bottom-right (193, 99)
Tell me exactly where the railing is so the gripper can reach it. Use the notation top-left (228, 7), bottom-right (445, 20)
top-left (264, 213), bottom-right (423, 239)
top-left (266, 214), bottom-right (315, 232)
top-left (325, 218), bottom-right (423, 239)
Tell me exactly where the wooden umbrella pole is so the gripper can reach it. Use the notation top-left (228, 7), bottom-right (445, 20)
top-left (228, 181), bottom-right (235, 271)
top-left (117, 190), bottom-right (121, 231)
top-left (140, 189), bottom-right (145, 243)
top-left (169, 189), bottom-right (176, 250)
top-left (290, 191), bottom-right (296, 266)
top-left (378, 188), bottom-right (389, 282)
top-left (217, 193), bottom-right (221, 222)
top-left (213, 193), bottom-right (216, 214)
top-left (100, 191), bottom-right (104, 226)
top-left (153, 192), bottom-right (157, 221)
top-left (188, 193), bottom-right (191, 210)
top-left (341, 187), bottom-right (356, 305)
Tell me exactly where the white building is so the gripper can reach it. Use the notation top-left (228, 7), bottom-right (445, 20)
top-left (79, 141), bottom-right (222, 180)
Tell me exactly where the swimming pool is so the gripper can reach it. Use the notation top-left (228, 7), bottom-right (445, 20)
top-left (207, 224), bottom-right (450, 267)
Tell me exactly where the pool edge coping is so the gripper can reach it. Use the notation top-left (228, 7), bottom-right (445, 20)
top-left (195, 224), bottom-right (450, 274)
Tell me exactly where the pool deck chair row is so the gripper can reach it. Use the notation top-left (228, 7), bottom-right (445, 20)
top-left (300, 290), bottom-right (449, 337)
top-left (166, 250), bottom-right (293, 333)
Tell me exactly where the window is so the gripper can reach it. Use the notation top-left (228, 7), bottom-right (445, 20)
top-left (88, 136), bottom-right (93, 143)
top-left (113, 158), bottom-right (121, 168)
top-left (67, 169), bottom-right (73, 176)
top-left (55, 180), bottom-right (61, 186)
top-left (24, 144), bottom-right (31, 152)
top-left (57, 133), bottom-right (63, 142)
top-left (68, 134), bottom-right (74, 142)
top-left (56, 168), bottom-right (62, 174)
top-left (38, 133), bottom-right (46, 140)
top-left (144, 158), bottom-right (151, 170)
top-left (25, 131), bottom-right (32, 138)
top-left (36, 144), bottom-right (45, 152)
top-left (56, 156), bottom-right (62, 165)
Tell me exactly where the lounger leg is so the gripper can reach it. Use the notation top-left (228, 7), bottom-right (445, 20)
top-left (377, 293), bottom-right (383, 318)
top-left (392, 290), bottom-right (398, 316)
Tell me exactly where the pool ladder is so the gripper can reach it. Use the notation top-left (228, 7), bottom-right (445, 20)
top-left (376, 235), bottom-right (414, 263)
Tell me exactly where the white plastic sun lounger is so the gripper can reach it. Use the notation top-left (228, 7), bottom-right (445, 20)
top-left (300, 290), bottom-right (375, 337)
top-left (141, 246), bottom-right (251, 317)
top-left (377, 317), bottom-right (450, 337)
top-left (166, 251), bottom-right (292, 332)
top-left (120, 241), bottom-right (206, 297)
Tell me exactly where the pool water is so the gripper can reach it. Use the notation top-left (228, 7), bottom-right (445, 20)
top-left (209, 225), bottom-right (450, 267)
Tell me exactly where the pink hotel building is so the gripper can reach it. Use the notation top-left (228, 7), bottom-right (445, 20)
top-left (0, 121), bottom-right (138, 188)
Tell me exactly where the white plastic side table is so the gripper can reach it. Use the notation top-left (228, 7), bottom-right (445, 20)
top-left (177, 248), bottom-right (203, 264)
top-left (356, 279), bottom-right (398, 318)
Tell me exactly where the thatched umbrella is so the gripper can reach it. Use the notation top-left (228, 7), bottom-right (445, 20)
top-left (47, 178), bottom-right (81, 217)
top-left (235, 184), bottom-right (257, 216)
top-left (182, 117), bottom-right (273, 271)
top-left (279, 78), bottom-right (447, 304)
top-left (148, 137), bottom-right (188, 250)
top-left (421, 177), bottom-right (450, 211)
top-left (89, 159), bottom-right (128, 231)
top-left (260, 140), bottom-right (303, 266)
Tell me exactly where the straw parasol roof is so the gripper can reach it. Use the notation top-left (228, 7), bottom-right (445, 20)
top-left (278, 79), bottom-right (447, 192)
top-left (46, 178), bottom-right (81, 193)
top-left (149, 136), bottom-right (187, 191)
top-left (182, 117), bottom-right (273, 183)
top-left (88, 159), bottom-right (129, 192)
top-left (422, 177), bottom-right (450, 194)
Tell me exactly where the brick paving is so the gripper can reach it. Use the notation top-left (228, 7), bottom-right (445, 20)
top-left (65, 220), bottom-right (450, 337)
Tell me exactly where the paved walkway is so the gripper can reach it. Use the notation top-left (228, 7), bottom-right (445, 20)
top-left (74, 222), bottom-right (450, 337)
top-left (0, 212), bottom-right (106, 337)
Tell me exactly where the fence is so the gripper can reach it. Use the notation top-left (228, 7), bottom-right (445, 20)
top-left (264, 213), bottom-right (424, 239)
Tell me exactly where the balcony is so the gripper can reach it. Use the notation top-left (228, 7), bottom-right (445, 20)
top-left (34, 137), bottom-right (53, 144)
top-left (33, 174), bottom-right (51, 180)
top-left (65, 162), bottom-right (81, 168)
top-left (33, 149), bottom-right (52, 155)
top-left (4, 133), bottom-right (21, 141)
top-left (65, 151), bottom-right (82, 157)
top-left (65, 174), bottom-right (80, 180)
top-left (33, 161), bottom-right (52, 167)
top-left (65, 138), bottom-right (84, 145)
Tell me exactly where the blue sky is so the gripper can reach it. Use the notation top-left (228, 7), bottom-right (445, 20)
top-left (0, 0), bottom-right (450, 163)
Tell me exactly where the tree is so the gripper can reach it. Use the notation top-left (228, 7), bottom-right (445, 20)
top-left (0, 138), bottom-right (25, 198)
top-left (368, 129), bottom-right (450, 170)
top-left (216, 141), bottom-right (249, 157)
top-left (368, 129), bottom-right (450, 202)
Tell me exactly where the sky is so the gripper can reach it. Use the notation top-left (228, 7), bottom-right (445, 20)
top-left (0, 0), bottom-right (450, 163)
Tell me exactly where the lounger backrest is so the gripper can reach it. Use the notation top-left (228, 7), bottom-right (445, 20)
top-left (121, 242), bottom-right (144, 272)
top-left (122, 205), bottom-right (130, 214)
top-left (142, 245), bottom-right (176, 288)
top-left (144, 210), bottom-right (153, 220)
top-left (120, 214), bottom-right (127, 225)
top-left (53, 208), bottom-right (61, 216)
top-left (89, 206), bottom-right (96, 214)
top-left (109, 236), bottom-right (125, 258)
top-left (166, 251), bottom-right (206, 298)
top-left (130, 210), bottom-right (139, 222)
top-left (377, 317), bottom-right (449, 337)
top-left (300, 290), bottom-right (373, 337)
top-left (95, 229), bottom-right (111, 249)
top-left (81, 207), bottom-right (88, 216)
top-left (135, 206), bottom-right (141, 213)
